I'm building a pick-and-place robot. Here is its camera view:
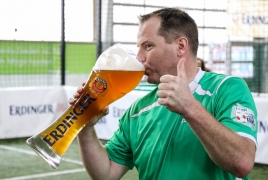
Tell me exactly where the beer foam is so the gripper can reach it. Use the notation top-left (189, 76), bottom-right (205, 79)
top-left (94, 44), bottom-right (145, 71)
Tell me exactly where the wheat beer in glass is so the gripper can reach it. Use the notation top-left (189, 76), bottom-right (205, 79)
top-left (26, 44), bottom-right (145, 169)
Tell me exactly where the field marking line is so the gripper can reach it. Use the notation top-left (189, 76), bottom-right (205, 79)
top-left (0, 168), bottom-right (85, 180)
top-left (0, 145), bottom-right (83, 165)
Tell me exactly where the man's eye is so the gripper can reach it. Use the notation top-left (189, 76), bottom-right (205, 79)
top-left (145, 45), bottom-right (152, 50)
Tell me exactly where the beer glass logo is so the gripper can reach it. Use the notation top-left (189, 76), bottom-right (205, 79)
top-left (93, 78), bottom-right (107, 93)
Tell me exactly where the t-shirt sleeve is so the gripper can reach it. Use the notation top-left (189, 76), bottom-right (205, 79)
top-left (105, 107), bottom-right (134, 169)
top-left (214, 76), bottom-right (258, 145)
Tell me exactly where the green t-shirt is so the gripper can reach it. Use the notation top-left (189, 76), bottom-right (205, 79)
top-left (105, 70), bottom-right (257, 180)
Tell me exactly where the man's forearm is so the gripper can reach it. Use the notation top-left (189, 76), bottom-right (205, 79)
top-left (77, 126), bottom-right (112, 180)
top-left (184, 101), bottom-right (255, 177)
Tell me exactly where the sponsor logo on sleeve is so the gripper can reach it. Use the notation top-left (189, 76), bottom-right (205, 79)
top-left (233, 106), bottom-right (256, 130)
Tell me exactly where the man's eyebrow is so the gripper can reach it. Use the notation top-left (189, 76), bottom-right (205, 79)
top-left (137, 40), bottom-right (151, 47)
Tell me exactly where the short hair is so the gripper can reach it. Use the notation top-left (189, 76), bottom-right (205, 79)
top-left (138, 7), bottom-right (199, 56)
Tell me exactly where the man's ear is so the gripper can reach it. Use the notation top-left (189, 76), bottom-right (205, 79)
top-left (176, 37), bottom-right (188, 56)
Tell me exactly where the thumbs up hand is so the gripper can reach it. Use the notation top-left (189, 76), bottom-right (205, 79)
top-left (157, 58), bottom-right (194, 115)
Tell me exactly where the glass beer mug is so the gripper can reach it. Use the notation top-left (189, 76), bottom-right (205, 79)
top-left (26, 44), bottom-right (145, 169)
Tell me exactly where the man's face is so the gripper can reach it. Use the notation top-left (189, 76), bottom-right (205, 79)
top-left (137, 17), bottom-right (179, 84)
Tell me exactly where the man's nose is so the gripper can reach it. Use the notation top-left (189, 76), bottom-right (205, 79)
top-left (136, 50), bottom-right (145, 63)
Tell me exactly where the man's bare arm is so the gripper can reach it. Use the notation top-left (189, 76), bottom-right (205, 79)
top-left (69, 85), bottom-right (129, 180)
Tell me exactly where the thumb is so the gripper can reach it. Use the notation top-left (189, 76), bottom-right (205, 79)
top-left (177, 58), bottom-right (186, 77)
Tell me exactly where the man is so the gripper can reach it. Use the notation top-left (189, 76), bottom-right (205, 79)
top-left (69, 8), bottom-right (257, 180)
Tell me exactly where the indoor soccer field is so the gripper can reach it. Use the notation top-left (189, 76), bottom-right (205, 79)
top-left (1, 0), bottom-right (268, 179)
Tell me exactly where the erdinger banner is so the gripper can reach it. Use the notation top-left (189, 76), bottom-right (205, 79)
top-left (227, 0), bottom-right (268, 38)
top-left (0, 87), bottom-right (68, 138)
top-left (1, 86), bottom-right (268, 164)
top-left (254, 96), bottom-right (268, 164)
